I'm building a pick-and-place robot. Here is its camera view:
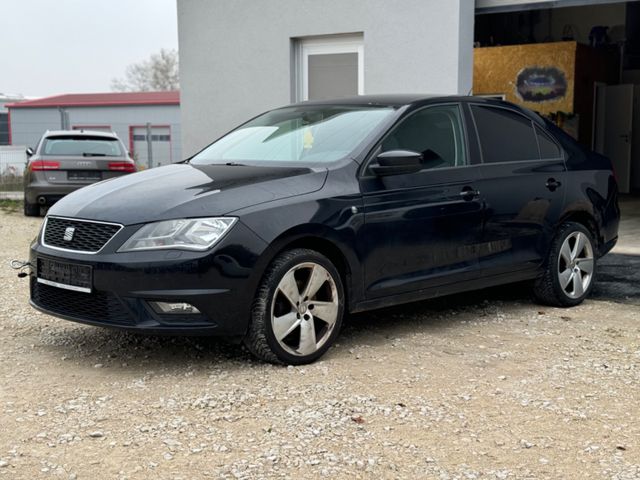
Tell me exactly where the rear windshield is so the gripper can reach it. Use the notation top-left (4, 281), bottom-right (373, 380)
top-left (41, 136), bottom-right (123, 157)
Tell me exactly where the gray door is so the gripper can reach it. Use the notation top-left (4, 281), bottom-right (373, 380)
top-left (595, 84), bottom-right (633, 193)
top-left (307, 53), bottom-right (358, 101)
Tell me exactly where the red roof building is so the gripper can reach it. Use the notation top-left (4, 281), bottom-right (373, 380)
top-left (7, 91), bottom-right (181, 166)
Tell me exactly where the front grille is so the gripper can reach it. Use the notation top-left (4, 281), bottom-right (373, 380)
top-left (31, 279), bottom-right (132, 325)
top-left (43, 217), bottom-right (122, 253)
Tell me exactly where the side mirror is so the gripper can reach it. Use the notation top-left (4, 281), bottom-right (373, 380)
top-left (370, 150), bottom-right (423, 176)
top-left (26, 147), bottom-right (35, 157)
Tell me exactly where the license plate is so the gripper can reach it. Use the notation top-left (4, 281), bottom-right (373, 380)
top-left (37, 257), bottom-right (92, 293)
top-left (68, 171), bottom-right (101, 180)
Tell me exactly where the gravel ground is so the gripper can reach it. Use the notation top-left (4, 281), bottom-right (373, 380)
top-left (0, 200), bottom-right (639, 479)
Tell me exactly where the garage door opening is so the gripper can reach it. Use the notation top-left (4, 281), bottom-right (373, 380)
top-left (474, 0), bottom-right (640, 194)
top-left (130, 125), bottom-right (172, 169)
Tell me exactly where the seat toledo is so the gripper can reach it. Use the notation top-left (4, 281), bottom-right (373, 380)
top-left (28, 96), bottom-right (620, 364)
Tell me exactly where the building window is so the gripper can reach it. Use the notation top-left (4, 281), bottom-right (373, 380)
top-left (0, 113), bottom-right (9, 145)
top-left (294, 34), bottom-right (364, 102)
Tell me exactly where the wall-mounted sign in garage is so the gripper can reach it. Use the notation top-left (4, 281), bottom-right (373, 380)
top-left (516, 67), bottom-right (567, 103)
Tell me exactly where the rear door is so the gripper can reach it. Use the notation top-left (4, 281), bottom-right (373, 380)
top-left (358, 104), bottom-right (486, 299)
top-left (468, 103), bottom-right (566, 276)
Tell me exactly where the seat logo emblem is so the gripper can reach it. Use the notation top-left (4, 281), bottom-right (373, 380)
top-left (63, 227), bottom-right (75, 242)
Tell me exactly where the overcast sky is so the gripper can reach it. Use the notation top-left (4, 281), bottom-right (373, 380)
top-left (1, 0), bottom-right (178, 98)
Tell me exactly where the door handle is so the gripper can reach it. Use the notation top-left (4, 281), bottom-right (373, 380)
top-left (546, 178), bottom-right (562, 191)
top-left (459, 186), bottom-right (480, 200)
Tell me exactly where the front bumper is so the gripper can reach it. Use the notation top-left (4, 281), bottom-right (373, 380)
top-left (28, 221), bottom-right (267, 336)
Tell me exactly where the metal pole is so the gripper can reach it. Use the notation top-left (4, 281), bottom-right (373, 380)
top-left (146, 122), bottom-right (153, 169)
top-left (58, 107), bottom-right (66, 130)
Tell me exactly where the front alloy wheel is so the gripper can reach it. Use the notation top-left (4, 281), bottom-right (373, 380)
top-left (272, 262), bottom-right (339, 357)
top-left (244, 249), bottom-right (344, 364)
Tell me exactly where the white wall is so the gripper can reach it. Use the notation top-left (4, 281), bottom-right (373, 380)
top-left (177, 0), bottom-right (475, 156)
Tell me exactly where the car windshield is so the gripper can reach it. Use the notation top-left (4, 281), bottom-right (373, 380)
top-left (190, 105), bottom-right (395, 165)
top-left (41, 136), bottom-right (124, 157)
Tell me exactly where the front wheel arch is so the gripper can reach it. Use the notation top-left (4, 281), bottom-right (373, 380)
top-left (248, 226), bottom-right (361, 312)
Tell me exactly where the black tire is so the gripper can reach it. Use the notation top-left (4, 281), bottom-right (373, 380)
top-left (533, 222), bottom-right (597, 307)
top-left (244, 248), bottom-right (345, 365)
top-left (23, 197), bottom-right (40, 217)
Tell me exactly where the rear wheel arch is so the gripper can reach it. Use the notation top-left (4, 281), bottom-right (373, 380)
top-left (556, 210), bottom-right (601, 252)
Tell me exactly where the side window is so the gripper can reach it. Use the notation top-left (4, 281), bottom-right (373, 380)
top-left (471, 105), bottom-right (539, 163)
top-left (536, 125), bottom-right (562, 159)
top-left (381, 105), bottom-right (466, 169)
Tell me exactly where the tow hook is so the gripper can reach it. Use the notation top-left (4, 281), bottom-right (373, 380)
top-left (10, 260), bottom-right (32, 278)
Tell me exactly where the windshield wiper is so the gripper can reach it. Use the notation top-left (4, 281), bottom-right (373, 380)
top-left (225, 162), bottom-right (247, 166)
top-left (82, 152), bottom-right (107, 157)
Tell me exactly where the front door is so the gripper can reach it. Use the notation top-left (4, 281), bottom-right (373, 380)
top-left (358, 104), bottom-right (485, 299)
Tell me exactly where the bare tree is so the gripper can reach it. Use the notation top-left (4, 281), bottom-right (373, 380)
top-left (111, 49), bottom-right (179, 92)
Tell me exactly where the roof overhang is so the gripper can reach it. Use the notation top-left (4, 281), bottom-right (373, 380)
top-left (6, 91), bottom-right (180, 109)
top-left (476, 0), bottom-right (628, 15)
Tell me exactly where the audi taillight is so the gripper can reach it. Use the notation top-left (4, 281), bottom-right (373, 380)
top-left (30, 160), bottom-right (60, 171)
top-left (108, 162), bottom-right (137, 173)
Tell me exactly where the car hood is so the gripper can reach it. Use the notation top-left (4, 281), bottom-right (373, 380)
top-left (48, 163), bottom-right (328, 225)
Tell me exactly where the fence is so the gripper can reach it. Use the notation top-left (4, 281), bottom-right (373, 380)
top-left (0, 146), bottom-right (27, 192)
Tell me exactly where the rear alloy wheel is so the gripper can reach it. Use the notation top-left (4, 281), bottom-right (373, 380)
top-left (244, 249), bottom-right (344, 365)
top-left (533, 222), bottom-right (596, 307)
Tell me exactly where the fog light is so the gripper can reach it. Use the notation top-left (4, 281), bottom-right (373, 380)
top-left (150, 301), bottom-right (201, 314)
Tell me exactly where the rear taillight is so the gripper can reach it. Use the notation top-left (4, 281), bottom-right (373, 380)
top-left (108, 162), bottom-right (136, 173)
top-left (30, 160), bottom-right (60, 171)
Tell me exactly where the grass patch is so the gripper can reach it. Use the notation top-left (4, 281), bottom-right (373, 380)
top-left (0, 199), bottom-right (22, 214)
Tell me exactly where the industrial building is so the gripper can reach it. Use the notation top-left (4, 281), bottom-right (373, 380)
top-left (7, 91), bottom-right (181, 168)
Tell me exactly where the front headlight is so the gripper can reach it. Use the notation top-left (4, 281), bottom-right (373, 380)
top-left (118, 217), bottom-right (237, 252)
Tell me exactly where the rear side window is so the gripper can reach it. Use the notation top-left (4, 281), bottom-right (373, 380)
top-left (535, 126), bottom-right (562, 159)
top-left (41, 136), bottom-right (123, 157)
top-left (471, 105), bottom-right (539, 163)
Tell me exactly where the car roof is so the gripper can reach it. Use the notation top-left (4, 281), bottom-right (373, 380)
top-left (295, 94), bottom-right (443, 107)
top-left (44, 129), bottom-right (118, 139)
top-left (293, 94), bottom-right (542, 123)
